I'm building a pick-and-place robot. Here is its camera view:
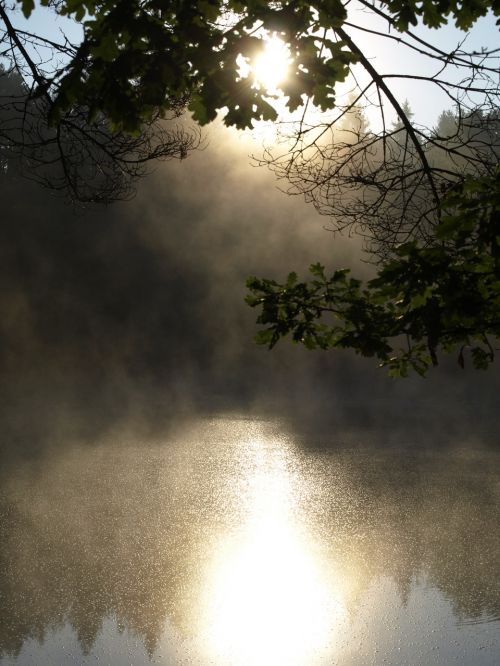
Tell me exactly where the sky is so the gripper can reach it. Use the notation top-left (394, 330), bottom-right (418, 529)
top-left (339, 6), bottom-right (499, 128)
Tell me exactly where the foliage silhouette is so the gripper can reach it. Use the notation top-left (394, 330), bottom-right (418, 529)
top-left (12, 0), bottom-right (499, 132)
top-left (1, 0), bottom-right (497, 201)
top-left (0, 14), bottom-right (199, 202)
top-left (247, 168), bottom-right (500, 375)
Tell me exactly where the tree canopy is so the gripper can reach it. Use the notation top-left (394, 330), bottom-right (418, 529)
top-left (2, 0), bottom-right (498, 201)
top-left (0, 2), bottom-right (200, 201)
top-left (10, 0), bottom-right (500, 132)
top-left (247, 168), bottom-right (500, 376)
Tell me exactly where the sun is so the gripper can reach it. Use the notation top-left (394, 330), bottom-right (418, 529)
top-left (252, 35), bottom-right (291, 92)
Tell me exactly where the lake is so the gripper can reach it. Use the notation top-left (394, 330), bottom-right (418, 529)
top-left (0, 416), bottom-right (499, 665)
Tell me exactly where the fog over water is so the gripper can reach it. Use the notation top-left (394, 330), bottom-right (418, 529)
top-left (1, 122), bottom-right (499, 665)
top-left (1, 122), bottom-right (499, 456)
top-left (0, 418), bottom-right (499, 665)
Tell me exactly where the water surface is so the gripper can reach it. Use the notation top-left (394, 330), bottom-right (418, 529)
top-left (1, 417), bottom-right (499, 664)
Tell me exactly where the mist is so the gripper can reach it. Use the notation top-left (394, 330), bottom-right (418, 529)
top-left (1, 120), bottom-right (499, 475)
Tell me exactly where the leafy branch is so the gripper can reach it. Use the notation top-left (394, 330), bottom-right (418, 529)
top-left (246, 169), bottom-right (500, 376)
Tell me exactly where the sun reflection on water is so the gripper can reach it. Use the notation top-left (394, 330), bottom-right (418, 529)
top-left (200, 435), bottom-right (344, 666)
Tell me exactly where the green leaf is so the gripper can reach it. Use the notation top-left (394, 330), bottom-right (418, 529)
top-left (21, 0), bottom-right (35, 18)
top-left (188, 97), bottom-right (212, 125)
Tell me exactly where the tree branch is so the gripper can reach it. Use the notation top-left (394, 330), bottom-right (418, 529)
top-left (334, 25), bottom-right (441, 214)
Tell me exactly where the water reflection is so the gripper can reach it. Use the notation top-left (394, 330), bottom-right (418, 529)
top-left (202, 435), bottom-right (343, 665)
top-left (0, 417), bottom-right (499, 665)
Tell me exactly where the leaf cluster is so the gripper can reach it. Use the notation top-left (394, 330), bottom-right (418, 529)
top-left (16, 0), bottom-right (499, 132)
top-left (16, 0), bottom-right (353, 131)
top-left (246, 169), bottom-right (500, 376)
top-left (384, 0), bottom-right (499, 30)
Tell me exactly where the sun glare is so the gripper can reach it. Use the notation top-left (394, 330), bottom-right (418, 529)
top-left (200, 436), bottom-right (345, 665)
top-left (252, 35), bottom-right (291, 92)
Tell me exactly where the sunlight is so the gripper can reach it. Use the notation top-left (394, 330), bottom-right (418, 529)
top-left (204, 524), bottom-right (341, 666)
top-left (200, 435), bottom-right (345, 666)
top-left (251, 35), bottom-right (291, 92)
